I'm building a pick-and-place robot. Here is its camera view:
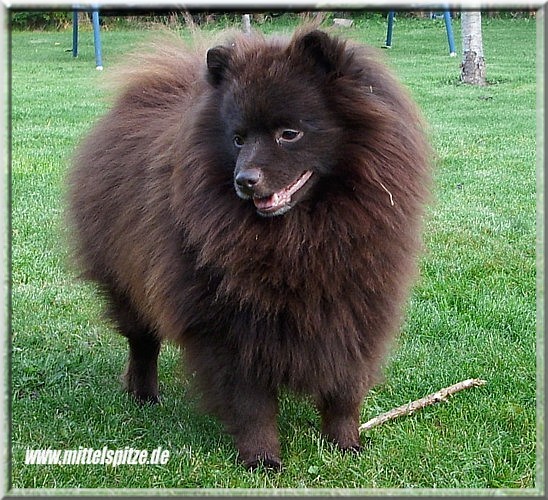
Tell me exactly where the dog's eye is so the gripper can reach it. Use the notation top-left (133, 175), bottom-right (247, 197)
top-left (278, 129), bottom-right (303, 144)
top-left (233, 135), bottom-right (245, 148)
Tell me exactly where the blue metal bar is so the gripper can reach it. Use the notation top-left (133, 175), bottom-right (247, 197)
top-left (443, 10), bottom-right (456, 56)
top-left (72, 10), bottom-right (78, 57)
top-left (91, 9), bottom-right (103, 70)
top-left (385, 10), bottom-right (395, 48)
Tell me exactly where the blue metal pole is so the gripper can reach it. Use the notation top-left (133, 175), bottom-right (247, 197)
top-left (384, 11), bottom-right (395, 48)
top-left (72, 10), bottom-right (78, 58)
top-left (443, 10), bottom-right (456, 56)
top-left (91, 9), bottom-right (103, 70)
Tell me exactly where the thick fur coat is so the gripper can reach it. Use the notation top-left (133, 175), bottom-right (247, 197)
top-left (67, 27), bottom-right (431, 469)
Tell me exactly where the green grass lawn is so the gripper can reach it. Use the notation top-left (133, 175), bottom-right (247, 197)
top-left (9, 13), bottom-right (539, 492)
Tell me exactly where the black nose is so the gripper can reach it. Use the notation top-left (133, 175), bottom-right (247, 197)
top-left (235, 168), bottom-right (262, 191)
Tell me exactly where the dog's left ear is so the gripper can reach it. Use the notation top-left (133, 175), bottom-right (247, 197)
top-left (289, 30), bottom-right (345, 77)
top-left (206, 45), bottom-right (233, 87)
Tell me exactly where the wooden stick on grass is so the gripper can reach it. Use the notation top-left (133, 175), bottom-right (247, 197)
top-left (359, 378), bottom-right (487, 433)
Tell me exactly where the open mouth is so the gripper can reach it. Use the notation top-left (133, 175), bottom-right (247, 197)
top-left (253, 170), bottom-right (314, 216)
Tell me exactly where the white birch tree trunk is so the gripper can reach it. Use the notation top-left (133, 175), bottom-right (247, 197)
top-left (461, 11), bottom-right (487, 85)
top-left (242, 14), bottom-right (251, 35)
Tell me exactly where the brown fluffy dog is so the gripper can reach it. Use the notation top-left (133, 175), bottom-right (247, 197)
top-left (67, 27), bottom-right (431, 470)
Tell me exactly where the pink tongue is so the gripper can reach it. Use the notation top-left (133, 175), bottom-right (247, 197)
top-left (252, 171), bottom-right (313, 212)
top-left (254, 192), bottom-right (286, 211)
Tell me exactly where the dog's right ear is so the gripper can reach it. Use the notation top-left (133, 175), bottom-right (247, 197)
top-left (206, 46), bottom-right (232, 87)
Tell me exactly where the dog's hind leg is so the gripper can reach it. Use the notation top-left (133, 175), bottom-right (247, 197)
top-left (105, 287), bottom-right (161, 404)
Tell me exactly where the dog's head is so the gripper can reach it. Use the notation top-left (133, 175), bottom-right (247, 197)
top-left (206, 30), bottom-right (347, 217)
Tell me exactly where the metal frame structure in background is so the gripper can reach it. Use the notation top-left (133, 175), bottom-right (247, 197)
top-left (385, 11), bottom-right (457, 56)
top-left (72, 8), bottom-right (103, 70)
top-left (70, 10), bottom-right (457, 70)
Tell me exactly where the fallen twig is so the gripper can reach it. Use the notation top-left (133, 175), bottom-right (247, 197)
top-left (359, 378), bottom-right (486, 433)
